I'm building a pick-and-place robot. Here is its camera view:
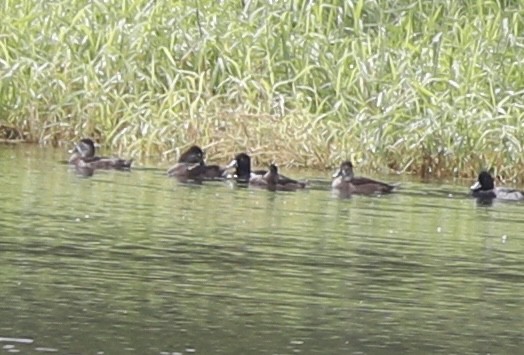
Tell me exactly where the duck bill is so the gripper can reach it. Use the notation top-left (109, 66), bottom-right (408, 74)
top-left (225, 159), bottom-right (238, 170)
top-left (470, 181), bottom-right (481, 190)
top-left (186, 162), bottom-right (202, 171)
top-left (68, 144), bottom-right (81, 154)
top-left (332, 168), bottom-right (342, 178)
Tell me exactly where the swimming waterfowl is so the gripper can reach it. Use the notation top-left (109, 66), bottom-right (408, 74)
top-left (332, 161), bottom-right (397, 195)
top-left (470, 170), bottom-right (524, 201)
top-left (225, 153), bottom-right (307, 188)
top-left (270, 164), bottom-right (307, 190)
top-left (167, 145), bottom-right (226, 181)
top-left (68, 138), bottom-right (133, 170)
top-left (248, 163), bottom-right (278, 189)
top-left (224, 153), bottom-right (267, 182)
top-left (177, 145), bottom-right (204, 164)
top-left (249, 164), bottom-right (307, 191)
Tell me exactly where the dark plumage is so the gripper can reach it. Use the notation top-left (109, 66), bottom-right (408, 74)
top-left (68, 138), bottom-right (133, 170)
top-left (470, 170), bottom-right (524, 201)
top-left (263, 164), bottom-right (307, 191)
top-left (225, 153), bottom-right (307, 190)
top-left (167, 145), bottom-right (226, 181)
top-left (177, 145), bottom-right (204, 164)
top-left (331, 161), bottom-right (397, 195)
top-left (224, 153), bottom-right (268, 182)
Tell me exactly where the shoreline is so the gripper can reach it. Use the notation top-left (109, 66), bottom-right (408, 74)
top-left (2, 1), bottom-right (523, 180)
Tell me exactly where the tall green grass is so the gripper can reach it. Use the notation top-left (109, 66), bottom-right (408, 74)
top-left (1, 0), bottom-right (523, 179)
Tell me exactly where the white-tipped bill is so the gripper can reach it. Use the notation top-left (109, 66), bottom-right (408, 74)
top-left (470, 181), bottom-right (481, 190)
top-left (225, 159), bottom-right (238, 170)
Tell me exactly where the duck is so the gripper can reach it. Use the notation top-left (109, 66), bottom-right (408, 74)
top-left (225, 153), bottom-right (307, 188)
top-left (332, 161), bottom-right (397, 195)
top-left (224, 153), bottom-right (268, 182)
top-left (68, 138), bottom-right (133, 170)
top-left (167, 145), bottom-right (226, 181)
top-left (470, 170), bottom-right (524, 201)
top-left (247, 164), bottom-right (307, 191)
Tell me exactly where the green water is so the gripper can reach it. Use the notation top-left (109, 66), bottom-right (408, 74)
top-left (1, 144), bottom-right (523, 354)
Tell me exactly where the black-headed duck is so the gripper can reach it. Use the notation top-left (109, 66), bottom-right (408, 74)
top-left (224, 153), bottom-right (268, 182)
top-left (68, 138), bottom-right (133, 170)
top-left (332, 161), bottom-right (397, 195)
top-left (177, 145), bottom-right (204, 164)
top-left (470, 170), bottom-right (524, 201)
top-left (226, 155), bottom-right (306, 191)
top-left (167, 145), bottom-right (226, 181)
top-left (225, 153), bottom-right (307, 188)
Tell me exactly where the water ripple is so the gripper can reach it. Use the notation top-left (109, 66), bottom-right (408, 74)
top-left (1, 146), bottom-right (523, 354)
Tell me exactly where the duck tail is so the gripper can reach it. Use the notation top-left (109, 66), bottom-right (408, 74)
top-left (387, 182), bottom-right (401, 192)
top-left (299, 179), bottom-right (310, 188)
top-left (121, 159), bottom-right (133, 169)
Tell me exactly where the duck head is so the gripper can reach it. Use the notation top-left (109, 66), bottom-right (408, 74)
top-left (332, 161), bottom-right (355, 181)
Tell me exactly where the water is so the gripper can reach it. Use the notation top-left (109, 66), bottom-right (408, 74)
top-left (1, 144), bottom-right (523, 354)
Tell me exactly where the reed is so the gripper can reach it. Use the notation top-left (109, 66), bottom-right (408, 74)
top-left (1, 0), bottom-right (523, 179)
